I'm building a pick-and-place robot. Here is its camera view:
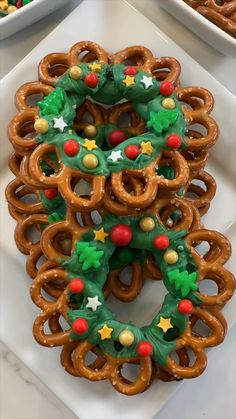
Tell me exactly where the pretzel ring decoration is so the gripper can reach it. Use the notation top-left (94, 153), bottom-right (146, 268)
top-left (31, 213), bottom-right (235, 394)
top-left (9, 61), bottom-right (192, 210)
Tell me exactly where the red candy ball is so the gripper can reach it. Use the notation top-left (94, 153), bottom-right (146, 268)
top-left (160, 81), bottom-right (175, 96)
top-left (44, 188), bottom-right (58, 200)
top-left (178, 299), bottom-right (193, 314)
top-left (69, 278), bottom-right (85, 293)
top-left (109, 129), bottom-right (128, 147)
top-left (167, 134), bottom-right (182, 149)
top-left (111, 224), bottom-right (132, 246)
top-left (125, 144), bottom-right (140, 160)
top-left (154, 234), bottom-right (169, 250)
top-left (63, 139), bottom-right (80, 157)
top-left (84, 73), bottom-right (99, 88)
top-left (137, 341), bottom-right (153, 357)
top-left (124, 66), bottom-right (137, 75)
top-left (72, 318), bottom-right (88, 334)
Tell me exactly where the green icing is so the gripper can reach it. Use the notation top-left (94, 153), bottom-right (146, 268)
top-left (58, 214), bottom-right (200, 366)
top-left (39, 191), bottom-right (66, 225)
top-left (35, 63), bottom-right (187, 176)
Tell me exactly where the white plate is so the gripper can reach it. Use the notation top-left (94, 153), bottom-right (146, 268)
top-left (156, 0), bottom-right (236, 57)
top-left (0, 0), bottom-right (235, 418)
top-left (0, 0), bottom-right (71, 40)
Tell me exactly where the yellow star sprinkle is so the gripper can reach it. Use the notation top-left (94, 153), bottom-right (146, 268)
top-left (68, 129), bottom-right (73, 134)
top-left (94, 227), bottom-right (109, 243)
top-left (98, 324), bottom-right (113, 340)
top-left (123, 75), bottom-right (135, 87)
top-left (88, 62), bottom-right (102, 72)
top-left (83, 138), bottom-right (98, 151)
top-left (140, 141), bottom-right (154, 156)
top-left (157, 317), bottom-right (173, 333)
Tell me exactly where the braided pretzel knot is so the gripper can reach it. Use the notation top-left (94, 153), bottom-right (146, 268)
top-left (184, 0), bottom-right (236, 37)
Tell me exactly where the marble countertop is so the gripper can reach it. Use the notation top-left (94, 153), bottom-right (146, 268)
top-left (0, 1), bottom-right (235, 418)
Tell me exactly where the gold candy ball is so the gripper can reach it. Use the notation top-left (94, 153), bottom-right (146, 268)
top-left (119, 330), bottom-right (135, 347)
top-left (7, 5), bottom-right (17, 14)
top-left (82, 153), bottom-right (98, 169)
top-left (139, 217), bottom-right (155, 232)
top-left (34, 118), bottom-right (49, 134)
top-left (164, 249), bottom-right (179, 265)
top-left (69, 66), bottom-right (83, 80)
top-left (84, 124), bottom-right (97, 138)
top-left (162, 98), bottom-right (176, 109)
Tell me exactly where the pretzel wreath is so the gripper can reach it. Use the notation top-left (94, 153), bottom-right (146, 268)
top-left (7, 41), bottom-right (218, 211)
top-left (30, 213), bottom-right (235, 395)
top-left (184, 0), bottom-right (236, 38)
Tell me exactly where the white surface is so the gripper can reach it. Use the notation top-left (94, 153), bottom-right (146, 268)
top-left (0, 0), bottom-right (235, 418)
top-left (0, 0), bottom-right (71, 40)
top-left (156, 0), bottom-right (236, 57)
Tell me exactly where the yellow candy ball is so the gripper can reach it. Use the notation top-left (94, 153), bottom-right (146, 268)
top-left (139, 217), bottom-right (155, 232)
top-left (119, 330), bottom-right (135, 347)
top-left (164, 249), bottom-right (179, 265)
top-left (162, 98), bottom-right (176, 109)
top-left (0, 0), bottom-right (8, 11)
top-left (34, 118), bottom-right (49, 134)
top-left (69, 66), bottom-right (83, 80)
top-left (7, 5), bottom-right (17, 14)
top-left (84, 124), bottom-right (97, 138)
top-left (82, 153), bottom-right (98, 169)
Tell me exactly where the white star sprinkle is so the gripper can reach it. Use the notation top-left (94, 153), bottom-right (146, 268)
top-left (141, 75), bottom-right (153, 89)
top-left (107, 150), bottom-right (123, 163)
top-left (86, 296), bottom-right (102, 312)
top-left (53, 116), bottom-right (68, 132)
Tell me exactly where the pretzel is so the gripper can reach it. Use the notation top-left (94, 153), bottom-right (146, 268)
top-left (184, 0), bottom-right (236, 38)
top-left (30, 214), bottom-right (235, 394)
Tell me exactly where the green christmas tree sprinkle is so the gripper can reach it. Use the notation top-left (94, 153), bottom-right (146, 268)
top-left (75, 242), bottom-right (104, 271)
top-left (147, 110), bottom-right (178, 135)
top-left (167, 269), bottom-right (198, 297)
top-left (38, 88), bottom-right (65, 116)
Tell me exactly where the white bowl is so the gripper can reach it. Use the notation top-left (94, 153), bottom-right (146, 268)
top-left (0, 0), bottom-right (71, 40)
top-left (156, 0), bottom-right (236, 57)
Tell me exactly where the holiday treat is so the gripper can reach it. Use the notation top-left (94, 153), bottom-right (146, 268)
top-left (8, 41), bottom-right (218, 211)
top-left (0, 0), bottom-right (34, 18)
top-left (5, 41), bottom-right (235, 396)
top-left (184, 0), bottom-right (236, 38)
top-left (31, 213), bottom-right (235, 395)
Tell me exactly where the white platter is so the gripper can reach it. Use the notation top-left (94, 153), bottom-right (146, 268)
top-left (156, 0), bottom-right (236, 57)
top-left (0, 0), bottom-right (71, 40)
top-left (0, 0), bottom-right (235, 418)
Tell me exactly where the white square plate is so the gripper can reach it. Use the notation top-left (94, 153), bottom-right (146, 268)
top-left (0, 0), bottom-right (71, 40)
top-left (156, 0), bottom-right (236, 57)
top-left (0, 1), bottom-right (235, 418)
